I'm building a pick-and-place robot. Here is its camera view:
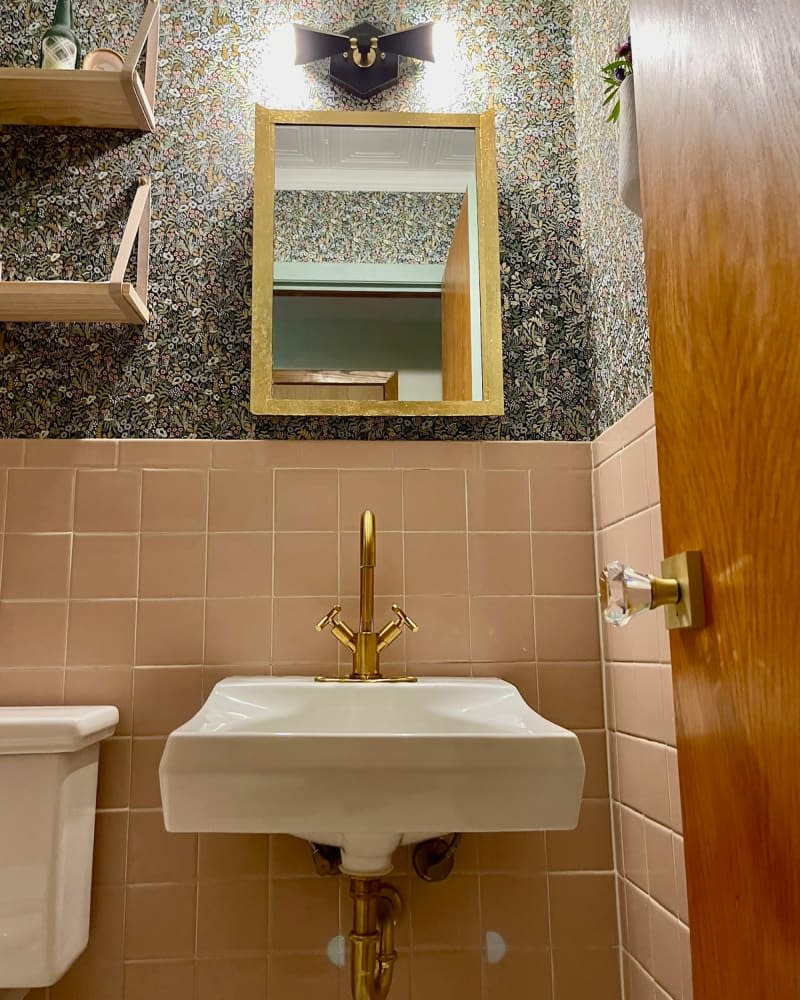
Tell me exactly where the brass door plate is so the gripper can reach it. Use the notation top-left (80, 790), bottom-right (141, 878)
top-left (661, 550), bottom-right (705, 630)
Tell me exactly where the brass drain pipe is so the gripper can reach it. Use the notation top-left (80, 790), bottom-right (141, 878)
top-left (349, 877), bottom-right (402, 1000)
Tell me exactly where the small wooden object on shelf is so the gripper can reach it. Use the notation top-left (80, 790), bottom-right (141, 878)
top-left (0, 0), bottom-right (160, 131)
top-left (0, 178), bottom-right (152, 326)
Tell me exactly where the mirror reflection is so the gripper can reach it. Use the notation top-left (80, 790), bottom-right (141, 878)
top-left (271, 124), bottom-right (482, 403)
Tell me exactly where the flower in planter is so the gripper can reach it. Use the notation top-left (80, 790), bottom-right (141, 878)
top-left (601, 35), bottom-right (633, 122)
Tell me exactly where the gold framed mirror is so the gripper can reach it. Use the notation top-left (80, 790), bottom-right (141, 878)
top-left (250, 108), bottom-right (503, 416)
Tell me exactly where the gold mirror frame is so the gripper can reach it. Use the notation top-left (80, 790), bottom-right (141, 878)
top-left (250, 107), bottom-right (504, 416)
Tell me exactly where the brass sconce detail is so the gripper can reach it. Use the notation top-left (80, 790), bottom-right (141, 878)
top-left (315, 510), bottom-right (419, 682)
top-left (349, 878), bottom-right (402, 1000)
top-left (599, 550), bottom-right (705, 630)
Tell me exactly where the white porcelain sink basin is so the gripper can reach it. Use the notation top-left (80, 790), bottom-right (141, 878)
top-left (159, 676), bottom-right (585, 875)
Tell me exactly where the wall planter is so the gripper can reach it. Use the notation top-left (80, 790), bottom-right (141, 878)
top-left (617, 74), bottom-right (642, 217)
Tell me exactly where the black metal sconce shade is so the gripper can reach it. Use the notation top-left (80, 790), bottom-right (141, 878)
top-left (292, 21), bottom-right (436, 99)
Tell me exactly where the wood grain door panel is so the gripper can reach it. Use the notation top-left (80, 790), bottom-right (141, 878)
top-left (631, 0), bottom-right (800, 996)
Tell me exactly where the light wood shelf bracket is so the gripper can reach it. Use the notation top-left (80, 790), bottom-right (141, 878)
top-left (0, 178), bottom-right (152, 327)
top-left (0, 0), bottom-right (161, 130)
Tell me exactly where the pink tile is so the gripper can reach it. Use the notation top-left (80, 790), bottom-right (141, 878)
top-left (667, 747), bottom-right (683, 834)
top-left (70, 534), bottom-right (139, 599)
top-left (211, 439), bottom-right (303, 467)
top-left (594, 455), bottom-right (624, 529)
top-left (403, 469), bottom-right (466, 531)
top-left (119, 440), bottom-right (212, 468)
top-left (135, 600), bottom-right (204, 666)
top-left (617, 735), bottom-right (672, 827)
top-left (0, 666), bottom-right (64, 705)
top-left (206, 532), bottom-right (273, 598)
top-left (673, 835), bottom-right (689, 923)
top-left (625, 880), bottom-right (653, 970)
top-left (466, 470), bottom-right (530, 531)
top-left (620, 805), bottom-right (649, 891)
top-left (339, 469), bottom-right (403, 530)
top-left (531, 532), bottom-right (596, 596)
top-left (25, 439), bottom-right (117, 468)
top-left (405, 532), bottom-right (468, 595)
top-left (626, 509), bottom-right (656, 571)
top-left (132, 666), bottom-right (203, 736)
top-left (67, 601), bottom-right (136, 667)
top-left (204, 598), bottom-right (271, 666)
top-left (300, 439), bottom-right (396, 468)
top-left (6, 469), bottom-right (74, 532)
top-left (470, 597), bottom-right (535, 661)
top-left (468, 533), bottom-right (532, 596)
top-left (649, 900), bottom-right (683, 998)
top-left (0, 440), bottom-right (25, 467)
top-left (0, 602), bottom-right (69, 667)
top-left (271, 597), bottom-right (339, 664)
top-left (481, 441), bottom-right (591, 471)
top-left (141, 470), bottom-right (207, 532)
top-left (208, 469), bottom-right (273, 531)
top-left (138, 533), bottom-right (206, 598)
top-left (392, 440), bottom-right (479, 470)
top-left (530, 468), bottom-right (593, 532)
top-left (645, 818), bottom-right (679, 915)
top-left (536, 661), bottom-right (604, 729)
top-left (273, 533), bottom-right (338, 596)
top-left (74, 469), bottom-right (141, 532)
top-left (400, 595), bottom-right (469, 662)
top-left (621, 436), bottom-right (651, 518)
top-left (534, 597), bottom-right (601, 660)
top-left (644, 430), bottom-right (661, 505)
top-left (616, 395), bottom-right (655, 447)
top-left (1, 533), bottom-right (71, 599)
top-left (274, 469), bottom-right (337, 530)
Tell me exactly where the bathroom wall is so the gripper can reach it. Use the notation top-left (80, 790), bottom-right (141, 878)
top-left (593, 397), bottom-right (692, 999)
top-left (570, 0), bottom-right (651, 432)
top-left (0, 437), bottom-right (618, 1000)
top-left (0, 0), bottom-right (595, 441)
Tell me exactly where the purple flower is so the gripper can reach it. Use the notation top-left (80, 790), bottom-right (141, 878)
top-left (617, 36), bottom-right (632, 59)
top-left (614, 66), bottom-right (626, 81)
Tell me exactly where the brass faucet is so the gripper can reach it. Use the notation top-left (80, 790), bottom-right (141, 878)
top-left (315, 510), bottom-right (418, 682)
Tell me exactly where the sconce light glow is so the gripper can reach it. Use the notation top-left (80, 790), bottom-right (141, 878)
top-left (249, 22), bottom-right (307, 107)
top-left (422, 20), bottom-right (463, 109)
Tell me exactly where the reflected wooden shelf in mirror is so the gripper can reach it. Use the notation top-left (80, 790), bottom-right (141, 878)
top-left (250, 108), bottom-right (503, 417)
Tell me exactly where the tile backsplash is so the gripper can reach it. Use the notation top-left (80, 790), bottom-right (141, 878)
top-left (0, 438), bottom-right (618, 1000)
top-left (593, 397), bottom-right (692, 1000)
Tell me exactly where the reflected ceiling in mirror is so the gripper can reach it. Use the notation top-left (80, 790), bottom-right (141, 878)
top-left (251, 109), bottom-right (502, 417)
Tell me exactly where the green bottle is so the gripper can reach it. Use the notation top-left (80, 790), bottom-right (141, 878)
top-left (39, 0), bottom-right (81, 70)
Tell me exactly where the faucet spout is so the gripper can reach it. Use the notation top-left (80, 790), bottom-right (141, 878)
top-left (360, 510), bottom-right (376, 634)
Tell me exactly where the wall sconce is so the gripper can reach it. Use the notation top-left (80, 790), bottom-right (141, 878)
top-left (292, 21), bottom-right (436, 99)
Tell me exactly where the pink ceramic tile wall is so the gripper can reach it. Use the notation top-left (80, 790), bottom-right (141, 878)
top-left (593, 397), bottom-right (692, 1000)
top-left (0, 438), bottom-right (618, 1000)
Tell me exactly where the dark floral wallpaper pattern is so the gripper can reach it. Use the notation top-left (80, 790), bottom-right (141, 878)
top-left (0, 0), bottom-right (643, 440)
top-left (570, 0), bottom-right (651, 431)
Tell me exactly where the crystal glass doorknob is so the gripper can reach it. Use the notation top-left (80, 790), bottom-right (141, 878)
top-left (599, 561), bottom-right (680, 626)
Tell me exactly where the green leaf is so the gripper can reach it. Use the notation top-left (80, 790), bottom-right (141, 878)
top-left (606, 100), bottom-right (621, 123)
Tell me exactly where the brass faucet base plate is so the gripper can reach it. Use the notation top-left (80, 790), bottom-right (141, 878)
top-left (314, 675), bottom-right (418, 684)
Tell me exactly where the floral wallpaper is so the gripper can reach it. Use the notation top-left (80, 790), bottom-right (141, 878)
top-left (0, 0), bottom-right (596, 440)
top-left (571, 0), bottom-right (651, 431)
top-left (274, 190), bottom-right (462, 264)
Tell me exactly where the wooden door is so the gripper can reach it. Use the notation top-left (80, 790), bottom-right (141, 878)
top-left (631, 0), bottom-right (800, 996)
top-left (440, 192), bottom-right (472, 400)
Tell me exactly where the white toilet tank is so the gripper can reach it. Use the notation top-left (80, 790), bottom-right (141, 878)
top-left (0, 706), bottom-right (118, 989)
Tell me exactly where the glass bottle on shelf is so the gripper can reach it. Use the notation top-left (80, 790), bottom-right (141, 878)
top-left (39, 0), bottom-right (81, 70)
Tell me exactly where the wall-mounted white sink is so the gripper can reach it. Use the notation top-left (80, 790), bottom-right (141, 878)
top-left (159, 676), bottom-right (585, 875)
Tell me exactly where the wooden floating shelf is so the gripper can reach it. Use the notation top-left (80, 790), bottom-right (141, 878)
top-left (0, 178), bottom-right (151, 326)
top-left (0, 0), bottom-right (160, 131)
